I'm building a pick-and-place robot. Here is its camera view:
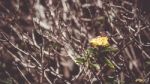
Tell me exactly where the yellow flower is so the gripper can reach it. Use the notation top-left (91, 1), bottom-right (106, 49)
top-left (89, 36), bottom-right (110, 47)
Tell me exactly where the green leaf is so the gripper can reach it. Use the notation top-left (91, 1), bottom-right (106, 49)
top-left (86, 48), bottom-right (95, 54)
top-left (102, 46), bottom-right (118, 53)
top-left (105, 58), bottom-right (115, 69)
top-left (75, 57), bottom-right (86, 64)
top-left (91, 63), bottom-right (100, 70)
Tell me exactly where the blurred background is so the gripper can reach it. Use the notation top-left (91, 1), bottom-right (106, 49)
top-left (0, 0), bottom-right (150, 84)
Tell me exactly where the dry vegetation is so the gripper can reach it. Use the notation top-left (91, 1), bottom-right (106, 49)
top-left (0, 0), bottom-right (150, 84)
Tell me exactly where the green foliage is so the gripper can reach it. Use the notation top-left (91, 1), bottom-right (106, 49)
top-left (75, 57), bottom-right (86, 64)
top-left (75, 47), bottom-right (99, 69)
top-left (90, 63), bottom-right (100, 70)
top-left (105, 58), bottom-right (115, 69)
top-left (101, 46), bottom-right (118, 53)
top-left (75, 45), bottom-right (117, 70)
